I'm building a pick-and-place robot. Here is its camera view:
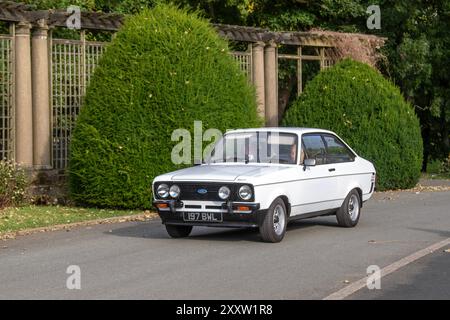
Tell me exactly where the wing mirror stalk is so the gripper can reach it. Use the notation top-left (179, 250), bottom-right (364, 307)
top-left (302, 158), bottom-right (316, 171)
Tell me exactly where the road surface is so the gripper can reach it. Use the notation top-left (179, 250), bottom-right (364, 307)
top-left (0, 190), bottom-right (449, 299)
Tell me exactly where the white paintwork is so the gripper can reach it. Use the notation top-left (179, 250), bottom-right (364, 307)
top-left (153, 128), bottom-right (376, 217)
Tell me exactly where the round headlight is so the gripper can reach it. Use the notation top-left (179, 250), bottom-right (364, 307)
top-left (169, 184), bottom-right (180, 198)
top-left (218, 186), bottom-right (231, 200)
top-left (157, 184), bottom-right (169, 198)
top-left (238, 185), bottom-right (252, 201)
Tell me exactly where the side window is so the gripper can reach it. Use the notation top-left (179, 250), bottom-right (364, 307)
top-left (302, 134), bottom-right (326, 165)
top-left (322, 135), bottom-right (355, 164)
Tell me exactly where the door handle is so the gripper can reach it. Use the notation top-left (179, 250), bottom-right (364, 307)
top-left (328, 168), bottom-right (336, 172)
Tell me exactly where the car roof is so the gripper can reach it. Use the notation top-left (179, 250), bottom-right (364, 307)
top-left (225, 127), bottom-right (335, 136)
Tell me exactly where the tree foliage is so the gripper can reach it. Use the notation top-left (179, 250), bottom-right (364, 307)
top-left (282, 59), bottom-right (423, 190)
top-left (373, 0), bottom-right (450, 168)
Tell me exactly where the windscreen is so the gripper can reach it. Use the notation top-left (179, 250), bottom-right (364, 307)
top-left (207, 132), bottom-right (298, 164)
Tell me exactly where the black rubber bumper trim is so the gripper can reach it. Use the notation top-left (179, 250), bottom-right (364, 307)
top-left (157, 208), bottom-right (268, 228)
top-left (154, 199), bottom-right (183, 213)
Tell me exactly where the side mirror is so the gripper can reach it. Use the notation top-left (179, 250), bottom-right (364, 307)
top-left (303, 158), bottom-right (316, 171)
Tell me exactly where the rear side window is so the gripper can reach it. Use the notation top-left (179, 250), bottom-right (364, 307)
top-left (322, 134), bottom-right (355, 164)
top-left (302, 134), bottom-right (326, 165)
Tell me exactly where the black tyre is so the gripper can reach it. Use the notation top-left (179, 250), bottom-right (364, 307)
top-left (165, 225), bottom-right (193, 238)
top-left (336, 189), bottom-right (361, 227)
top-left (259, 198), bottom-right (288, 243)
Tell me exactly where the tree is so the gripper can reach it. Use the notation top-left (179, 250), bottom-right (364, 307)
top-left (69, 5), bottom-right (261, 208)
top-left (282, 59), bottom-right (423, 190)
top-left (372, 0), bottom-right (450, 169)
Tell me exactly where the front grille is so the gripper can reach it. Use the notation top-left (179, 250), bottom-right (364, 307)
top-left (205, 205), bottom-right (223, 210)
top-left (178, 183), bottom-right (223, 201)
top-left (185, 205), bottom-right (201, 209)
top-left (154, 182), bottom-right (254, 202)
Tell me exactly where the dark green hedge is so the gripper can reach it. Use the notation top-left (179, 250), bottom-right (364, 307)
top-left (69, 4), bottom-right (262, 209)
top-left (282, 59), bottom-right (423, 190)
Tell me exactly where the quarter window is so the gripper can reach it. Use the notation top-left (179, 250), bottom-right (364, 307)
top-left (322, 135), bottom-right (355, 164)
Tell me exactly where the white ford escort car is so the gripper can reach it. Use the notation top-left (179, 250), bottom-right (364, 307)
top-left (153, 128), bottom-right (376, 242)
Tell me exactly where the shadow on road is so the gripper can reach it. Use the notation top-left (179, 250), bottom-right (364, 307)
top-left (105, 216), bottom-right (340, 242)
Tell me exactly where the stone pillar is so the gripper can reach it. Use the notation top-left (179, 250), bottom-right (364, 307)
top-left (31, 20), bottom-right (51, 169)
top-left (252, 41), bottom-right (265, 119)
top-left (14, 22), bottom-right (33, 167)
top-left (264, 41), bottom-right (278, 127)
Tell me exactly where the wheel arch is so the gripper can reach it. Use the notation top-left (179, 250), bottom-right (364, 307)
top-left (257, 186), bottom-right (292, 215)
top-left (278, 195), bottom-right (291, 217)
top-left (341, 181), bottom-right (364, 208)
top-left (261, 194), bottom-right (292, 217)
top-left (352, 187), bottom-right (363, 208)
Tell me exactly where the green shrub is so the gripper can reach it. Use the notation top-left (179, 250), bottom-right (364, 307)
top-left (282, 59), bottom-right (423, 190)
top-left (426, 159), bottom-right (443, 174)
top-left (0, 160), bottom-right (27, 209)
top-left (440, 154), bottom-right (450, 175)
top-left (69, 4), bottom-right (262, 209)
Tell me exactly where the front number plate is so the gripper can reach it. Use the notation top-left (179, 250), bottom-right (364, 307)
top-left (183, 212), bottom-right (223, 223)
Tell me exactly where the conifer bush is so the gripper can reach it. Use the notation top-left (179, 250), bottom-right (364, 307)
top-left (69, 5), bottom-right (261, 208)
top-left (282, 59), bottom-right (423, 190)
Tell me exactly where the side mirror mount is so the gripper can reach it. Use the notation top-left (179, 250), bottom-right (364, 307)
top-left (193, 160), bottom-right (204, 166)
top-left (303, 158), bottom-right (316, 171)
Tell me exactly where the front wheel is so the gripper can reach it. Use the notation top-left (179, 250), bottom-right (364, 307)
top-left (336, 189), bottom-right (361, 227)
top-left (259, 198), bottom-right (287, 243)
top-left (165, 225), bottom-right (193, 238)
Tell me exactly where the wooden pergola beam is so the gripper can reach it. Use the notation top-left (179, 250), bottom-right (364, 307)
top-left (0, 1), bottom-right (385, 47)
top-left (0, 1), bottom-right (31, 22)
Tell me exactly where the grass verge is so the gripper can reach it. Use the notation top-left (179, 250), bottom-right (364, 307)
top-left (0, 205), bottom-right (152, 235)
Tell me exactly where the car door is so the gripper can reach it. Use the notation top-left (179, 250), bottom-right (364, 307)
top-left (292, 133), bottom-right (339, 216)
top-left (321, 134), bottom-right (358, 200)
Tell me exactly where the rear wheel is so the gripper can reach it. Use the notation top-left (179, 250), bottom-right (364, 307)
top-left (165, 225), bottom-right (193, 238)
top-left (336, 189), bottom-right (361, 227)
top-left (259, 198), bottom-right (287, 243)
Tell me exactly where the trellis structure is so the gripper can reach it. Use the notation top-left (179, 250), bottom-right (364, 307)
top-left (0, 1), bottom-right (385, 173)
top-left (49, 38), bottom-right (251, 170)
top-left (230, 45), bottom-right (253, 82)
top-left (50, 35), bottom-right (107, 169)
top-left (278, 46), bottom-right (334, 96)
top-left (0, 32), bottom-right (14, 161)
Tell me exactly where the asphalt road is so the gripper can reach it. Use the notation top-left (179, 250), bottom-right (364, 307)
top-left (0, 190), bottom-right (449, 299)
top-left (350, 248), bottom-right (450, 299)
